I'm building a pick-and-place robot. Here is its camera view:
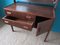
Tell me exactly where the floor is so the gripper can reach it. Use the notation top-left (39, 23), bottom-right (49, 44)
top-left (0, 21), bottom-right (60, 45)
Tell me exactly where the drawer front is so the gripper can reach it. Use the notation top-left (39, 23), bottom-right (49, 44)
top-left (2, 16), bottom-right (33, 30)
top-left (13, 11), bottom-right (26, 20)
top-left (2, 18), bottom-right (14, 25)
top-left (16, 22), bottom-right (33, 30)
top-left (5, 10), bottom-right (35, 21)
top-left (13, 11), bottom-right (36, 21)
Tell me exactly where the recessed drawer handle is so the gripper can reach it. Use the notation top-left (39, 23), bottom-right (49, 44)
top-left (23, 26), bottom-right (28, 29)
top-left (4, 21), bottom-right (9, 23)
top-left (26, 16), bottom-right (31, 19)
top-left (7, 12), bottom-right (11, 14)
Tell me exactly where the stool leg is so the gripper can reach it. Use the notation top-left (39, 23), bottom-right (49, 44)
top-left (11, 25), bottom-right (14, 32)
top-left (44, 30), bottom-right (50, 42)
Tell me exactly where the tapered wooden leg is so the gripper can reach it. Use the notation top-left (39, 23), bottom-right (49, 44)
top-left (11, 25), bottom-right (14, 32)
top-left (44, 30), bottom-right (50, 42)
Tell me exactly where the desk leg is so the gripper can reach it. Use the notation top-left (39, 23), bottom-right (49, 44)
top-left (44, 30), bottom-right (50, 42)
top-left (11, 25), bottom-right (14, 32)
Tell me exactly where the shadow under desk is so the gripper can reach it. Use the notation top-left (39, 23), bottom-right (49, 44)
top-left (2, 3), bottom-right (55, 36)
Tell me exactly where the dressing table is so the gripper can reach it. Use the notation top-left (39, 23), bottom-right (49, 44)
top-left (2, 0), bottom-right (57, 42)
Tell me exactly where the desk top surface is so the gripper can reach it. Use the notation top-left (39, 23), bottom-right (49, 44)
top-left (4, 3), bottom-right (55, 18)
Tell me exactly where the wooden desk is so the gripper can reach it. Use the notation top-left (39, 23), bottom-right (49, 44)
top-left (2, 3), bottom-right (55, 41)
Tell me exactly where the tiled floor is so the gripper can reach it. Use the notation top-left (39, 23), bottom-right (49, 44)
top-left (0, 21), bottom-right (60, 45)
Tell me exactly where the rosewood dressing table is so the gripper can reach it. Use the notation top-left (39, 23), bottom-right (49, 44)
top-left (2, 0), bottom-right (58, 42)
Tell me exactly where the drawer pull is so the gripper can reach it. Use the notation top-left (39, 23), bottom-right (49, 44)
top-left (26, 16), bottom-right (31, 19)
top-left (23, 26), bottom-right (28, 29)
top-left (4, 21), bottom-right (9, 23)
top-left (7, 12), bottom-right (11, 14)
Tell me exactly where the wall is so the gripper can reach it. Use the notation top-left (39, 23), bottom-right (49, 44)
top-left (0, 0), bottom-right (5, 18)
top-left (52, 1), bottom-right (60, 32)
top-left (0, 0), bottom-right (13, 18)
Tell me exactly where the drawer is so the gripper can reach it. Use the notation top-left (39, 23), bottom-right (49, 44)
top-left (12, 11), bottom-right (36, 21)
top-left (4, 9), bottom-right (35, 21)
top-left (2, 16), bottom-right (34, 30)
